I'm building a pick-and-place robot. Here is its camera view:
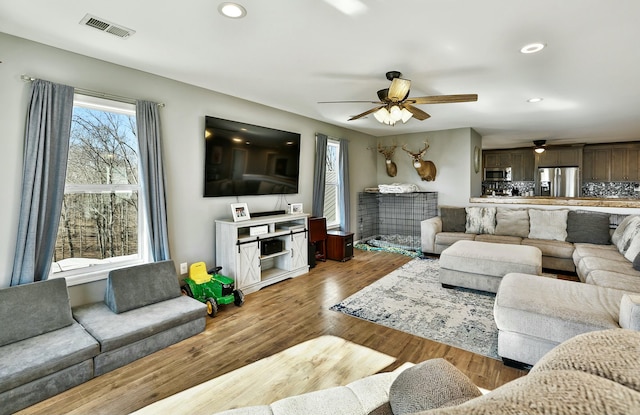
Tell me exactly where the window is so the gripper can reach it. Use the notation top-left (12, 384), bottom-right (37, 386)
top-left (50, 94), bottom-right (149, 283)
top-left (323, 140), bottom-right (341, 228)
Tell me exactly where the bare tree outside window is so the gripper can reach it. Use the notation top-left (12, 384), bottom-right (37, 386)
top-left (323, 140), bottom-right (340, 227)
top-left (52, 99), bottom-right (142, 273)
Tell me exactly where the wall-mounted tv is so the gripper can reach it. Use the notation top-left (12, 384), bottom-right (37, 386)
top-left (204, 116), bottom-right (301, 197)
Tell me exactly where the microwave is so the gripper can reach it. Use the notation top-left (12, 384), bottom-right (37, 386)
top-left (484, 167), bottom-right (512, 181)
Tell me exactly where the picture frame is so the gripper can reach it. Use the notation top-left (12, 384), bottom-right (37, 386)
top-left (289, 203), bottom-right (303, 214)
top-left (231, 202), bottom-right (251, 222)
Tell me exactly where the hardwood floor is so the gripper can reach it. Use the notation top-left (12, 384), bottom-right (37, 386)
top-left (18, 250), bottom-right (527, 415)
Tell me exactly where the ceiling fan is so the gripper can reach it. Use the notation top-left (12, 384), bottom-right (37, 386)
top-left (319, 71), bottom-right (478, 125)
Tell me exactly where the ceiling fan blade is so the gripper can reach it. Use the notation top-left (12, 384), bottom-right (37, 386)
top-left (407, 94), bottom-right (478, 104)
top-left (348, 106), bottom-right (385, 121)
top-left (388, 78), bottom-right (411, 101)
top-left (403, 104), bottom-right (431, 121)
top-left (318, 100), bottom-right (384, 104)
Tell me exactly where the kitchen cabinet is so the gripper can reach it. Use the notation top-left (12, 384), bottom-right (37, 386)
top-left (582, 148), bottom-right (610, 181)
top-left (510, 150), bottom-right (535, 181)
top-left (536, 147), bottom-right (581, 167)
top-left (215, 213), bottom-right (309, 294)
top-left (611, 147), bottom-right (640, 181)
top-left (483, 152), bottom-right (511, 168)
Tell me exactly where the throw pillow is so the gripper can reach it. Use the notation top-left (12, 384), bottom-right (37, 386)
top-left (566, 210), bottom-right (611, 245)
top-left (528, 209), bottom-right (569, 241)
top-left (465, 207), bottom-right (496, 235)
top-left (611, 214), bottom-right (640, 247)
top-left (389, 359), bottom-right (482, 415)
top-left (620, 295), bottom-right (640, 331)
top-left (440, 206), bottom-right (467, 233)
top-left (616, 216), bottom-right (640, 255)
top-left (634, 252), bottom-right (640, 271)
top-left (494, 208), bottom-right (530, 238)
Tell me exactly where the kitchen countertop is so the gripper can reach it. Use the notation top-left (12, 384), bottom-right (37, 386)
top-left (469, 196), bottom-right (640, 208)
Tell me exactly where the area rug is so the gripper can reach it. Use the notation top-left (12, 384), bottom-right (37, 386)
top-left (330, 258), bottom-right (501, 360)
top-left (132, 335), bottom-right (396, 414)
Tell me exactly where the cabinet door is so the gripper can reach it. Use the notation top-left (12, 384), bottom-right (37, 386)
top-left (611, 148), bottom-right (640, 181)
top-left (484, 152), bottom-right (511, 168)
top-left (236, 241), bottom-right (260, 289)
top-left (287, 233), bottom-right (308, 270)
top-left (510, 152), bottom-right (523, 181)
top-left (556, 148), bottom-right (580, 166)
top-left (592, 149), bottom-right (611, 181)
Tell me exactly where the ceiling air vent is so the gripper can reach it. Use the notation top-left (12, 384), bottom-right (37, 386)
top-left (79, 14), bottom-right (135, 39)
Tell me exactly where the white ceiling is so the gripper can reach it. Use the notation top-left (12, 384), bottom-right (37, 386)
top-left (2, 0), bottom-right (640, 149)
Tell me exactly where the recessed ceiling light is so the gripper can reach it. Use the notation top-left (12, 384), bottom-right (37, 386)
top-left (520, 43), bottom-right (545, 54)
top-left (219, 2), bottom-right (247, 18)
top-left (527, 97), bottom-right (544, 103)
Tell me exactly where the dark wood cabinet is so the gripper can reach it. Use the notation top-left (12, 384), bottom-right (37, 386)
top-left (326, 231), bottom-right (354, 262)
top-left (510, 150), bottom-right (535, 181)
top-left (536, 146), bottom-right (581, 167)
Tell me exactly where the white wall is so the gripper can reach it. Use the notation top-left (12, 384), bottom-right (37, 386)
top-left (376, 128), bottom-right (480, 206)
top-left (0, 33), bottom-right (378, 303)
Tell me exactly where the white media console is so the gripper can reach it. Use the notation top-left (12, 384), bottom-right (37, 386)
top-left (215, 213), bottom-right (309, 294)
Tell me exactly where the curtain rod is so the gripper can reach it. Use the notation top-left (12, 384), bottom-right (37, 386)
top-left (20, 75), bottom-right (165, 107)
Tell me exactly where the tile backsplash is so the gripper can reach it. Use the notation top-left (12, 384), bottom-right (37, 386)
top-left (582, 182), bottom-right (640, 198)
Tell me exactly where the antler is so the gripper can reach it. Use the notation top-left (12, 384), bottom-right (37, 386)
top-left (418, 141), bottom-right (430, 156)
top-left (377, 142), bottom-right (397, 159)
top-left (402, 142), bottom-right (429, 158)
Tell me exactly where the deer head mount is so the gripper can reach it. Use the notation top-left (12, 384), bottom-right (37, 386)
top-left (402, 141), bottom-right (437, 181)
top-left (377, 142), bottom-right (398, 177)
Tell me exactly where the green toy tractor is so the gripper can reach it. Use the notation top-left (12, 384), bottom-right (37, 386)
top-left (181, 262), bottom-right (244, 317)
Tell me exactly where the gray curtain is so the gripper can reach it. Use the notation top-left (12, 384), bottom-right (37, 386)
top-left (312, 133), bottom-right (328, 217)
top-left (11, 80), bottom-right (74, 286)
top-left (136, 101), bottom-right (170, 261)
top-left (338, 138), bottom-right (351, 231)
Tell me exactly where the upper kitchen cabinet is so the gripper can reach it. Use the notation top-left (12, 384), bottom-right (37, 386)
top-left (583, 143), bottom-right (640, 182)
top-left (582, 147), bottom-right (610, 181)
top-left (536, 146), bottom-right (582, 167)
top-left (611, 145), bottom-right (640, 181)
top-left (510, 150), bottom-right (535, 181)
top-left (483, 151), bottom-right (512, 168)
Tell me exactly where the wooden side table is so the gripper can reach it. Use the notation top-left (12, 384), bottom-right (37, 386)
top-left (326, 230), bottom-right (354, 261)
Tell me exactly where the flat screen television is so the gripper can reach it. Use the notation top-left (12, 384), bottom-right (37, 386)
top-left (204, 116), bottom-right (301, 197)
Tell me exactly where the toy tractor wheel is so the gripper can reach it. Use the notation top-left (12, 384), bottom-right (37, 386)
top-left (234, 289), bottom-right (245, 307)
top-left (206, 297), bottom-right (218, 317)
top-left (181, 285), bottom-right (193, 298)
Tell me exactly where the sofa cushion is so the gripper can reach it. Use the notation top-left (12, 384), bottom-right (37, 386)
top-left (586, 270), bottom-right (640, 293)
top-left (494, 208), bottom-right (529, 238)
top-left (465, 207), bottom-right (496, 235)
top-left (521, 238), bottom-right (574, 259)
top-left (473, 234), bottom-right (522, 245)
top-left (577, 256), bottom-right (640, 281)
top-left (495, 273), bottom-right (623, 344)
top-left (0, 279), bottom-right (74, 347)
top-left (389, 359), bottom-right (481, 415)
top-left (625, 231), bottom-right (640, 262)
top-left (435, 232), bottom-right (475, 247)
top-left (105, 260), bottom-right (181, 314)
top-left (528, 209), bottom-right (569, 241)
top-left (531, 329), bottom-right (640, 393)
top-left (620, 295), bottom-right (640, 330)
top-left (566, 210), bottom-right (611, 245)
top-left (634, 252), bottom-right (640, 271)
top-left (73, 296), bottom-right (206, 352)
top-left (0, 322), bottom-right (98, 394)
top-left (572, 243), bottom-right (620, 264)
top-left (440, 207), bottom-right (467, 233)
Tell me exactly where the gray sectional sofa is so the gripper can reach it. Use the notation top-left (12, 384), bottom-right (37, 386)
top-left (0, 279), bottom-right (99, 415)
top-left (210, 329), bottom-right (640, 415)
top-left (0, 260), bottom-right (207, 414)
top-left (73, 260), bottom-right (208, 376)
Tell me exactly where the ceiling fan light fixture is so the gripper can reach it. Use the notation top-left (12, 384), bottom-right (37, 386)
top-left (400, 108), bottom-right (413, 123)
top-left (373, 107), bottom-right (389, 123)
top-left (533, 139), bottom-right (547, 153)
top-left (389, 105), bottom-right (402, 122)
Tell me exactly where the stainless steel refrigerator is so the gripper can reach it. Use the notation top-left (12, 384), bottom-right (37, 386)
top-left (537, 167), bottom-right (580, 197)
